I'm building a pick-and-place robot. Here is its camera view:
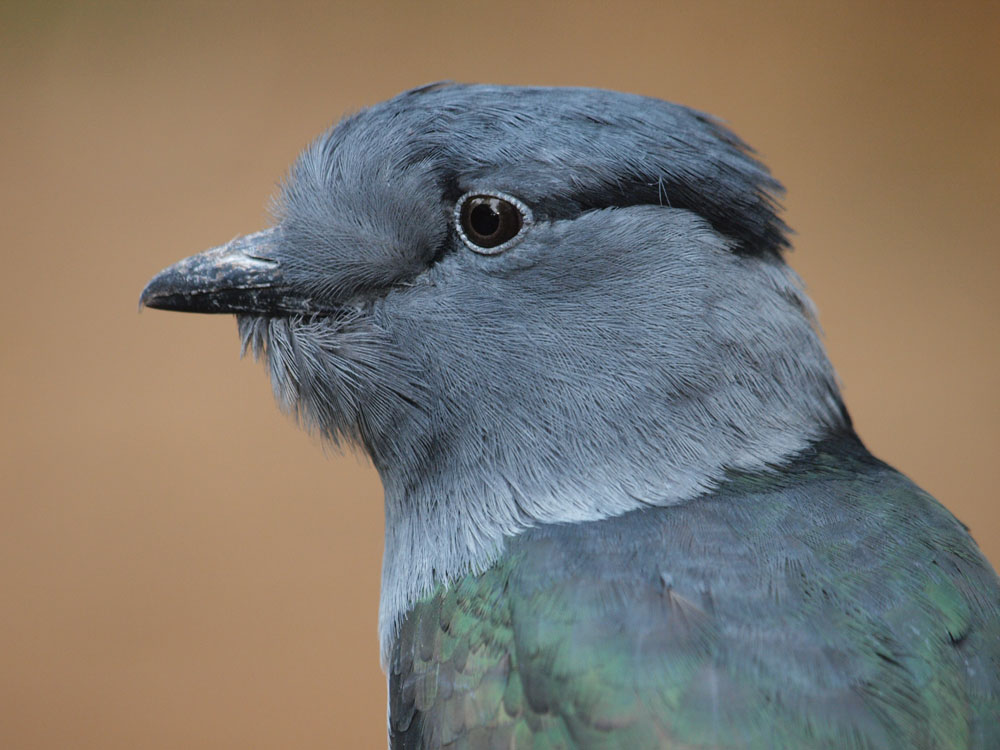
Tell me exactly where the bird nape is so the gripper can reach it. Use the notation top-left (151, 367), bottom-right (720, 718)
top-left (141, 83), bottom-right (999, 749)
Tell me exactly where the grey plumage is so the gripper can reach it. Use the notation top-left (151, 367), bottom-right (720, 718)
top-left (234, 84), bottom-right (847, 656)
top-left (141, 83), bottom-right (999, 748)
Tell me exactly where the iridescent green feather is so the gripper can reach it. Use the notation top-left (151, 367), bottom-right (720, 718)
top-left (390, 437), bottom-right (1000, 749)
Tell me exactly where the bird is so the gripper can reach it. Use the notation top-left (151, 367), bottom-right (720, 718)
top-left (140, 83), bottom-right (1000, 749)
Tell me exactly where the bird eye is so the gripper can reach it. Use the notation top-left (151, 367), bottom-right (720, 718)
top-left (455, 192), bottom-right (531, 254)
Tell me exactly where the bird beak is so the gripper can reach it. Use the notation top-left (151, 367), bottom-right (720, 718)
top-left (140, 228), bottom-right (318, 316)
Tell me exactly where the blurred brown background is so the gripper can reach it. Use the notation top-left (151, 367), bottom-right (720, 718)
top-left (1, 1), bottom-right (997, 747)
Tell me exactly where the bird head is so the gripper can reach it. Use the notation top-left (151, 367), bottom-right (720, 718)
top-left (142, 83), bottom-right (847, 578)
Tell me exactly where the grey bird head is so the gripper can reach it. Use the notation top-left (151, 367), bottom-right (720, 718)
top-left (141, 83), bottom-right (849, 654)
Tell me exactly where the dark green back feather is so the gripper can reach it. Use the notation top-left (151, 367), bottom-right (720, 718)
top-left (390, 434), bottom-right (1000, 749)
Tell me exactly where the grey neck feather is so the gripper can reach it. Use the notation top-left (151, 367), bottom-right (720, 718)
top-left (377, 251), bottom-right (843, 662)
top-left (243, 211), bottom-right (846, 664)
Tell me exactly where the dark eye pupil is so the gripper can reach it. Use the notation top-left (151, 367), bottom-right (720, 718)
top-left (459, 195), bottom-right (524, 251)
top-left (470, 203), bottom-right (501, 237)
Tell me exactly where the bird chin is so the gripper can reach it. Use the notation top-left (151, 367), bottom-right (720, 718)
top-left (234, 311), bottom-right (408, 453)
top-left (235, 312), bottom-right (356, 436)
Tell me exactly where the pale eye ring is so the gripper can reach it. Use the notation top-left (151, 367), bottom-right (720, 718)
top-left (454, 191), bottom-right (532, 254)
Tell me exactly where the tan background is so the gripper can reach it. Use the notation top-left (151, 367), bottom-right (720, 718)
top-left (1, 1), bottom-right (997, 748)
